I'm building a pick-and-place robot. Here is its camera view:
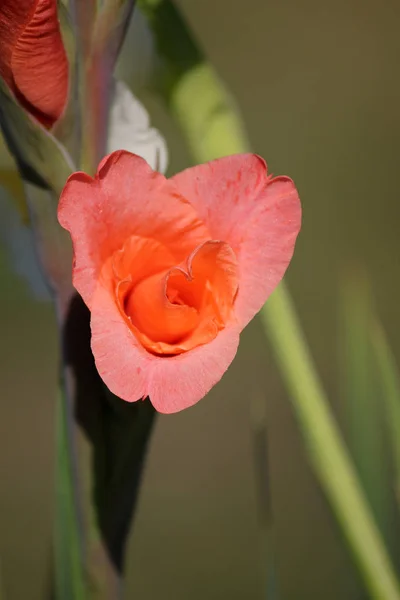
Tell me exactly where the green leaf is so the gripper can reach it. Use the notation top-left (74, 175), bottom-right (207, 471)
top-left (21, 182), bottom-right (73, 300)
top-left (0, 76), bottom-right (75, 299)
top-left (55, 387), bottom-right (86, 600)
top-left (0, 78), bottom-right (74, 195)
top-left (339, 269), bottom-right (392, 545)
top-left (371, 318), bottom-right (400, 509)
top-left (0, 184), bottom-right (51, 299)
top-left (262, 285), bottom-right (400, 600)
top-left (137, 0), bottom-right (250, 161)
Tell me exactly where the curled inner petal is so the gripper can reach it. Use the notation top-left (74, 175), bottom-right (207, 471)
top-left (114, 238), bottom-right (238, 356)
top-left (126, 271), bottom-right (201, 346)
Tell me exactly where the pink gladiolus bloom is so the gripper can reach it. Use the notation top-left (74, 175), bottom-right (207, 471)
top-left (58, 151), bottom-right (301, 413)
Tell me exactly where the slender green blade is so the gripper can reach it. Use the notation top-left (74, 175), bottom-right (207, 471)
top-left (262, 285), bottom-right (400, 600)
top-left (339, 270), bottom-right (392, 544)
top-left (371, 318), bottom-right (400, 509)
top-left (0, 79), bottom-right (74, 195)
top-left (55, 387), bottom-right (86, 600)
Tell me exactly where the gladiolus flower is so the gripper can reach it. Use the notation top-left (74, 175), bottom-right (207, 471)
top-left (58, 151), bottom-right (301, 413)
top-left (0, 0), bottom-right (68, 128)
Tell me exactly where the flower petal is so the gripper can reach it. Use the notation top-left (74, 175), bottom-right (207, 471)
top-left (148, 325), bottom-right (240, 413)
top-left (91, 277), bottom-right (150, 404)
top-left (0, 2), bottom-right (28, 70)
top-left (58, 150), bottom-right (209, 307)
top-left (171, 154), bottom-right (301, 326)
top-left (122, 239), bottom-right (238, 355)
top-left (125, 270), bottom-right (201, 348)
top-left (0, 0), bottom-right (68, 128)
top-left (90, 273), bottom-right (240, 413)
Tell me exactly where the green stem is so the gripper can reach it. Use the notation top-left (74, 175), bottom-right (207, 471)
top-left (339, 270), bottom-right (391, 544)
top-left (70, 0), bottom-right (99, 173)
top-left (169, 62), bottom-right (251, 159)
top-left (78, 0), bottom-right (135, 174)
top-left (55, 385), bottom-right (86, 600)
top-left (261, 285), bottom-right (400, 600)
top-left (140, 1), bottom-right (400, 597)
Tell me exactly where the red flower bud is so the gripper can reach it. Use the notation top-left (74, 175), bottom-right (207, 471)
top-left (0, 0), bottom-right (69, 129)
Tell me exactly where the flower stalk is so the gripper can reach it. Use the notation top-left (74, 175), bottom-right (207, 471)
top-left (262, 287), bottom-right (400, 600)
top-left (339, 269), bottom-right (393, 548)
top-left (74, 0), bottom-right (136, 173)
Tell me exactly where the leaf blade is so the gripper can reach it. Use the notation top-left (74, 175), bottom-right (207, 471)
top-left (0, 78), bottom-right (74, 194)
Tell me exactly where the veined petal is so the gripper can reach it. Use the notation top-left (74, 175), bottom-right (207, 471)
top-left (172, 154), bottom-right (301, 326)
top-left (58, 151), bottom-right (209, 307)
top-left (59, 151), bottom-right (301, 413)
top-left (0, 0), bottom-right (68, 128)
top-left (121, 239), bottom-right (238, 355)
top-left (90, 272), bottom-right (240, 413)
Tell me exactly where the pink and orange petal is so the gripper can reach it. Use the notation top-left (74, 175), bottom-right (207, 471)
top-left (58, 151), bottom-right (301, 413)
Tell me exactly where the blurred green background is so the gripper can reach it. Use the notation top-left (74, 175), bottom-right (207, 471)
top-left (1, 0), bottom-right (400, 598)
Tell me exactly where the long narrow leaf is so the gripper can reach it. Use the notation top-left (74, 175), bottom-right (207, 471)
top-left (55, 387), bottom-right (86, 600)
top-left (0, 78), bottom-right (74, 195)
top-left (371, 319), bottom-right (400, 508)
top-left (262, 286), bottom-right (400, 600)
top-left (339, 270), bottom-right (392, 544)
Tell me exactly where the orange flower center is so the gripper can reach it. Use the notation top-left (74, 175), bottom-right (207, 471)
top-left (112, 235), bottom-right (238, 355)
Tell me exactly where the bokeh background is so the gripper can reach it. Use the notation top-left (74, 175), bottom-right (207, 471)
top-left (1, 0), bottom-right (400, 598)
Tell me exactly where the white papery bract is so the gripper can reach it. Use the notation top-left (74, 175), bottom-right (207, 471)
top-left (108, 81), bottom-right (168, 174)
